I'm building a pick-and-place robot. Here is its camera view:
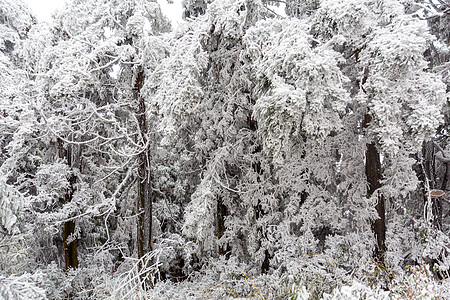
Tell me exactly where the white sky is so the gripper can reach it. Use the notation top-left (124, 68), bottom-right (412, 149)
top-left (23, 0), bottom-right (284, 28)
top-left (158, 0), bottom-right (184, 29)
top-left (23, 0), bottom-right (184, 28)
top-left (24, 0), bottom-right (66, 22)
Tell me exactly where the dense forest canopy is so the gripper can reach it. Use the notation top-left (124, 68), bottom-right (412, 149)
top-left (0, 0), bottom-right (449, 299)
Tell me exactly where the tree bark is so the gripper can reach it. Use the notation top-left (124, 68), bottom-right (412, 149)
top-left (58, 138), bottom-right (79, 270)
top-left (135, 69), bottom-right (153, 274)
top-left (216, 197), bottom-right (228, 256)
top-left (363, 114), bottom-right (386, 260)
top-left (64, 220), bottom-right (78, 270)
top-left (436, 166), bottom-right (447, 229)
top-left (436, 142), bottom-right (447, 230)
top-left (424, 141), bottom-right (436, 189)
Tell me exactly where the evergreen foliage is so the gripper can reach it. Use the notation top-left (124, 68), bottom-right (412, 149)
top-left (0, 0), bottom-right (449, 299)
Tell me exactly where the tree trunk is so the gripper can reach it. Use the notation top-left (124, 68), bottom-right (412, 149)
top-left (421, 141), bottom-right (444, 229)
top-left (363, 114), bottom-right (386, 260)
top-left (58, 138), bottom-right (79, 270)
top-left (64, 220), bottom-right (78, 270)
top-left (424, 141), bottom-right (447, 229)
top-left (216, 197), bottom-right (228, 256)
top-left (135, 69), bottom-right (153, 274)
top-left (436, 147), bottom-right (448, 230)
top-left (423, 141), bottom-right (436, 189)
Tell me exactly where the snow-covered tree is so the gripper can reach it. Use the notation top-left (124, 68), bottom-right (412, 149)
top-left (1, 0), bottom-right (450, 298)
top-left (0, 0), bottom-right (37, 268)
top-left (35, 0), bottom-right (172, 280)
top-left (165, 0), bottom-right (447, 293)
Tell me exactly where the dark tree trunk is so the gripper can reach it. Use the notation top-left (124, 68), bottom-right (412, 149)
top-left (58, 138), bottom-right (78, 270)
top-left (421, 141), bottom-right (444, 229)
top-left (436, 144), bottom-right (448, 229)
top-left (247, 114), bottom-right (273, 274)
top-left (261, 249), bottom-right (270, 274)
top-left (135, 69), bottom-right (153, 275)
top-left (64, 220), bottom-right (78, 270)
top-left (216, 197), bottom-right (229, 256)
top-left (423, 141), bottom-right (436, 190)
top-left (437, 164), bottom-right (448, 229)
top-left (363, 114), bottom-right (386, 260)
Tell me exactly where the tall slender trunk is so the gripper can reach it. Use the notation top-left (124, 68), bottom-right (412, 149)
top-left (58, 138), bottom-right (79, 270)
top-left (436, 143), bottom-right (448, 230)
top-left (424, 141), bottom-right (447, 229)
top-left (363, 114), bottom-right (386, 260)
top-left (424, 141), bottom-right (436, 189)
top-left (135, 69), bottom-right (153, 274)
top-left (216, 197), bottom-right (228, 256)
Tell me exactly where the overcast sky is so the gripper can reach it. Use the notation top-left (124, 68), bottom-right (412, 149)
top-left (23, 0), bottom-right (285, 28)
top-left (24, 0), bottom-right (65, 21)
top-left (23, 0), bottom-right (184, 28)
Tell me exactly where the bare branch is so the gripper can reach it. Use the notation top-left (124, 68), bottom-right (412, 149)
top-left (433, 141), bottom-right (446, 155)
top-left (434, 141), bottom-right (450, 163)
top-left (435, 151), bottom-right (450, 163)
top-left (91, 56), bottom-right (120, 72)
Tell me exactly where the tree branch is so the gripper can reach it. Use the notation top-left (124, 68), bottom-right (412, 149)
top-left (91, 56), bottom-right (120, 72)
top-left (434, 141), bottom-right (450, 163)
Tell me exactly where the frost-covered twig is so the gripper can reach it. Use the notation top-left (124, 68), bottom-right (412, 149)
top-left (90, 56), bottom-right (120, 72)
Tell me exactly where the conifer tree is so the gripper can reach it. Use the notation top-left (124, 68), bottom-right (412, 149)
top-left (1, 0), bottom-right (450, 298)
